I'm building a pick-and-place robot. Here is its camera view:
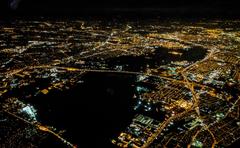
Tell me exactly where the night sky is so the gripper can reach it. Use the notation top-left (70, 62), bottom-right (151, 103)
top-left (0, 0), bottom-right (239, 16)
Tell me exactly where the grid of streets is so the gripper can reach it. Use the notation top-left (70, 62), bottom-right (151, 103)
top-left (0, 18), bottom-right (240, 147)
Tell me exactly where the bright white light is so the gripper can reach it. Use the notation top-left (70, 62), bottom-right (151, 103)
top-left (21, 105), bottom-right (37, 121)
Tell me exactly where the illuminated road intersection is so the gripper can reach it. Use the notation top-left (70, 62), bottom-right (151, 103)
top-left (0, 18), bottom-right (240, 147)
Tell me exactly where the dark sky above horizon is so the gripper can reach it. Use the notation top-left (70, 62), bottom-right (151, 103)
top-left (0, 0), bottom-right (239, 15)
